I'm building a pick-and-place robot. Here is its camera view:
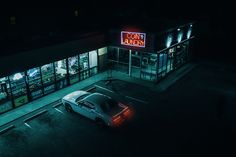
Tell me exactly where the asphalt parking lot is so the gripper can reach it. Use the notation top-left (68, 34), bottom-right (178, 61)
top-left (0, 80), bottom-right (154, 157)
top-left (0, 62), bottom-right (236, 157)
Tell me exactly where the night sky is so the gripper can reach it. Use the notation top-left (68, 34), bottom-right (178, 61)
top-left (0, 0), bottom-right (234, 63)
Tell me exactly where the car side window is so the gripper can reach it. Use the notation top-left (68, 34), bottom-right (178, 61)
top-left (82, 101), bottom-right (95, 110)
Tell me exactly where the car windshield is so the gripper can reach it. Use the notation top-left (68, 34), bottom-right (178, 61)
top-left (100, 98), bottom-right (119, 114)
top-left (75, 94), bottom-right (90, 103)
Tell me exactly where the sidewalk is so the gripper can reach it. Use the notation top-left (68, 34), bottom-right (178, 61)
top-left (0, 62), bottom-right (197, 127)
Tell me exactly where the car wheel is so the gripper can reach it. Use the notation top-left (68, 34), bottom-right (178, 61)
top-left (95, 118), bottom-right (106, 127)
top-left (65, 104), bottom-right (73, 112)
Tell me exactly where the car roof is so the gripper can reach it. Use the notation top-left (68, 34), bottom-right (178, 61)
top-left (84, 93), bottom-right (111, 106)
top-left (63, 90), bottom-right (89, 102)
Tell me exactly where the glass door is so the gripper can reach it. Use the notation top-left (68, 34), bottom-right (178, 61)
top-left (118, 48), bottom-right (129, 74)
top-left (158, 52), bottom-right (168, 77)
top-left (27, 67), bottom-right (43, 100)
top-left (131, 51), bottom-right (141, 78)
top-left (166, 48), bottom-right (175, 73)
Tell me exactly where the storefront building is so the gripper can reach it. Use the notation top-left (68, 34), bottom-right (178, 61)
top-left (0, 22), bottom-right (194, 114)
top-left (107, 23), bottom-right (194, 81)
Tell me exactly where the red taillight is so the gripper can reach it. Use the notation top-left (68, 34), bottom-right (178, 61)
top-left (123, 109), bottom-right (130, 116)
top-left (123, 107), bottom-right (134, 119)
top-left (112, 115), bottom-right (123, 126)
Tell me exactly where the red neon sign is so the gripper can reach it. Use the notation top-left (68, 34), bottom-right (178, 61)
top-left (121, 31), bottom-right (146, 48)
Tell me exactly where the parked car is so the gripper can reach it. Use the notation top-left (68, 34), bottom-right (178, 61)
top-left (62, 90), bottom-right (133, 127)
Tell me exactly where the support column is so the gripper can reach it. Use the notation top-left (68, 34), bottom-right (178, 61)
top-left (129, 50), bottom-right (132, 76)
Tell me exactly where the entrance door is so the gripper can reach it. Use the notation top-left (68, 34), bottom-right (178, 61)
top-left (166, 48), bottom-right (174, 73)
top-left (130, 51), bottom-right (141, 78)
top-left (158, 53), bottom-right (168, 77)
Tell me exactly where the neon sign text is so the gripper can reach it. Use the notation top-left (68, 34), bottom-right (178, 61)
top-left (121, 31), bottom-right (146, 48)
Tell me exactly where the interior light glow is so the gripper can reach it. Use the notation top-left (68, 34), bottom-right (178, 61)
top-left (58, 60), bottom-right (62, 68)
top-left (166, 35), bottom-right (172, 48)
top-left (69, 57), bottom-right (77, 67)
top-left (187, 28), bottom-right (192, 39)
top-left (13, 73), bottom-right (23, 80)
top-left (177, 31), bottom-right (183, 43)
top-left (29, 69), bottom-right (38, 77)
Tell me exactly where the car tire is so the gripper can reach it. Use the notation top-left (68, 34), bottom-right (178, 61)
top-left (65, 103), bottom-right (73, 112)
top-left (95, 118), bottom-right (106, 127)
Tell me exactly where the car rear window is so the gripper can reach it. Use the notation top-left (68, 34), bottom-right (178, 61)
top-left (100, 99), bottom-right (119, 113)
top-left (75, 94), bottom-right (90, 103)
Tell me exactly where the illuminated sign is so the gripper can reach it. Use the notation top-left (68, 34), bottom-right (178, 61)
top-left (121, 31), bottom-right (146, 48)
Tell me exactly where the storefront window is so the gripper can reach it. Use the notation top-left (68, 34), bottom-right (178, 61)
top-left (68, 55), bottom-right (79, 84)
top-left (141, 53), bottom-right (157, 81)
top-left (119, 49), bottom-right (129, 63)
top-left (0, 77), bottom-right (13, 113)
top-left (158, 53), bottom-right (168, 75)
top-left (166, 48), bottom-right (175, 73)
top-left (55, 59), bottom-right (67, 80)
top-left (55, 59), bottom-right (68, 89)
top-left (41, 63), bottom-right (55, 94)
top-left (9, 72), bottom-right (28, 107)
top-left (80, 53), bottom-right (89, 71)
top-left (89, 50), bottom-right (97, 68)
top-left (89, 50), bottom-right (98, 76)
top-left (174, 44), bottom-right (187, 68)
top-left (108, 47), bottom-right (118, 61)
top-left (80, 53), bottom-right (89, 80)
top-left (27, 67), bottom-right (43, 100)
top-left (131, 51), bottom-right (141, 68)
top-left (98, 47), bottom-right (107, 56)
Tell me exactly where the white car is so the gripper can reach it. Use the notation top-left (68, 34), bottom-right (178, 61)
top-left (62, 90), bottom-right (132, 127)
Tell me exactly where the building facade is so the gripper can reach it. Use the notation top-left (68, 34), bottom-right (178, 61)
top-left (0, 22), bottom-right (194, 114)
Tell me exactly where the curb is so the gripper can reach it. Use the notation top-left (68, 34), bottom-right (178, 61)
top-left (53, 103), bottom-right (62, 108)
top-left (0, 125), bottom-right (15, 135)
top-left (157, 64), bottom-right (197, 92)
top-left (105, 80), bottom-right (111, 85)
top-left (0, 99), bottom-right (60, 128)
top-left (86, 86), bottom-right (96, 92)
top-left (23, 109), bottom-right (48, 123)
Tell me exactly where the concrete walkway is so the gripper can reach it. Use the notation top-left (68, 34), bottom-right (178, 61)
top-left (0, 62), bottom-right (197, 127)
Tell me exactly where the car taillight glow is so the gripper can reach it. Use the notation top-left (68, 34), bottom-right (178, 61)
top-left (124, 108), bottom-right (130, 114)
top-left (123, 107), bottom-right (134, 119)
top-left (112, 116), bottom-right (123, 126)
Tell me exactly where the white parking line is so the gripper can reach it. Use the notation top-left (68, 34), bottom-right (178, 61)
top-left (94, 85), bottom-right (114, 93)
top-left (54, 108), bottom-right (64, 114)
top-left (95, 85), bottom-right (148, 104)
top-left (24, 122), bottom-right (32, 129)
top-left (125, 96), bottom-right (148, 104)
